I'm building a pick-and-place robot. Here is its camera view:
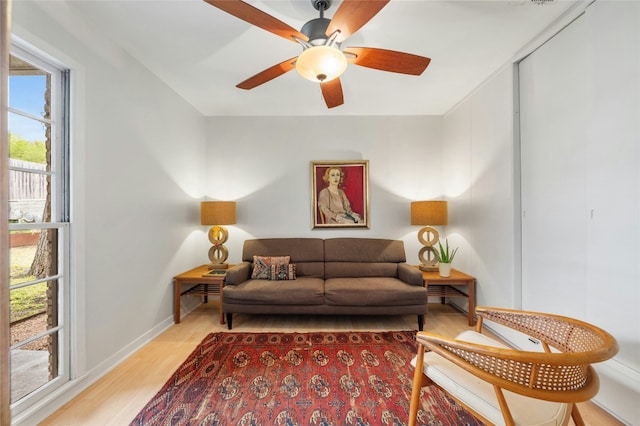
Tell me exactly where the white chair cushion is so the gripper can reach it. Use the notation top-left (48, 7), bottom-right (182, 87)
top-left (411, 330), bottom-right (569, 426)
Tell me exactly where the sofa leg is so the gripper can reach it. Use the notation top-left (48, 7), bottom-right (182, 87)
top-left (226, 313), bottom-right (233, 330)
top-left (418, 315), bottom-right (424, 331)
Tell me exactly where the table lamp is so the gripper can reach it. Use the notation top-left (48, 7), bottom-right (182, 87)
top-left (410, 200), bottom-right (448, 271)
top-left (201, 201), bottom-right (236, 270)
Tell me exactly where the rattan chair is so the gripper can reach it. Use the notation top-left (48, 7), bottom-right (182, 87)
top-left (409, 306), bottom-right (618, 426)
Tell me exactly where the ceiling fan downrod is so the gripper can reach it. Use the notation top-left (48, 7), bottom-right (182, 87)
top-left (311, 0), bottom-right (331, 15)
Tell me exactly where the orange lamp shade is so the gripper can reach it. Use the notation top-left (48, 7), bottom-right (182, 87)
top-left (410, 201), bottom-right (448, 226)
top-left (200, 201), bottom-right (236, 226)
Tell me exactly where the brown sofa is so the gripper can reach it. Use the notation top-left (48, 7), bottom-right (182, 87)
top-left (223, 237), bottom-right (428, 330)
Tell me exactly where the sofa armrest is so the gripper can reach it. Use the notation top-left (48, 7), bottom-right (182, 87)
top-left (225, 262), bottom-right (251, 285)
top-left (398, 263), bottom-right (423, 286)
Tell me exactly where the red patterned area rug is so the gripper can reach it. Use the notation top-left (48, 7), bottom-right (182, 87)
top-left (130, 331), bottom-right (482, 426)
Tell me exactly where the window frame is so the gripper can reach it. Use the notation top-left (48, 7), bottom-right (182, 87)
top-left (8, 43), bottom-right (72, 416)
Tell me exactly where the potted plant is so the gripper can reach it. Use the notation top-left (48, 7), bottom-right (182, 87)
top-left (433, 239), bottom-right (458, 277)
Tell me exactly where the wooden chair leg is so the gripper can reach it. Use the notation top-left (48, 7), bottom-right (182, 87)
top-left (493, 385), bottom-right (515, 426)
top-left (408, 344), bottom-right (426, 426)
top-left (571, 404), bottom-right (586, 426)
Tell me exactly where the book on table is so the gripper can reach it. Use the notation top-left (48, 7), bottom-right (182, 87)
top-left (202, 270), bottom-right (226, 277)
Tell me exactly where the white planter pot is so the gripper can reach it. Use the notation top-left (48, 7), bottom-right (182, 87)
top-left (438, 263), bottom-right (452, 277)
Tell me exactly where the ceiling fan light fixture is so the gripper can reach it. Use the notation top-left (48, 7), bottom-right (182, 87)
top-left (296, 45), bottom-right (347, 83)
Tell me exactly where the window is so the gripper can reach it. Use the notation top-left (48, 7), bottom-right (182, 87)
top-left (8, 46), bottom-right (71, 413)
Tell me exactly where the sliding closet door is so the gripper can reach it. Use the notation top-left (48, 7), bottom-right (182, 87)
top-left (519, 3), bottom-right (640, 414)
top-left (521, 0), bottom-right (640, 351)
top-left (519, 12), bottom-right (590, 317)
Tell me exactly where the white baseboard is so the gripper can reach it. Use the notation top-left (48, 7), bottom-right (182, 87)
top-left (593, 359), bottom-right (640, 425)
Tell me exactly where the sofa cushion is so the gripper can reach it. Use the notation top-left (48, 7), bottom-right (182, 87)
top-left (223, 277), bottom-right (325, 305)
top-left (324, 277), bottom-right (428, 306)
top-left (270, 264), bottom-right (297, 281)
top-left (243, 238), bottom-right (325, 278)
top-left (324, 238), bottom-right (407, 263)
top-left (325, 262), bottom-right (398, 279)
top-left (251, 255), bottom-right (290, 280)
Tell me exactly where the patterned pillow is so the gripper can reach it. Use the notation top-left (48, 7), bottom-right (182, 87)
top-left (270, 264), bottom-right (297, 281)
top-left (251, 255), bottom-right (290, 280)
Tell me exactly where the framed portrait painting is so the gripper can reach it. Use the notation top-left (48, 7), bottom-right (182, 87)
top-left (311, 160), bottom-right (369, 229)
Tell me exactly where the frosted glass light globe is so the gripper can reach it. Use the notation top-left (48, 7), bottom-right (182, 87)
top-left (296, 45), bottom-right (347, 83)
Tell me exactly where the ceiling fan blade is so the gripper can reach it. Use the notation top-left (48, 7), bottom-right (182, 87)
top-left (320, 79), bottom-right (344, 109)
top-left (236, 57), bottom-right (298, 90)
top-left (204, 0), bottom-right (307, 43)
top-left (345, 47), bottom-right (431, 75)
top-left (326, 0), bottom-right (390, 42)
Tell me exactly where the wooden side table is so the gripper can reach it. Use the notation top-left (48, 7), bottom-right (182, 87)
top-left (173, 265), bottom-right (227, 325)
top-left (419, 268), bottom-right (476, 326)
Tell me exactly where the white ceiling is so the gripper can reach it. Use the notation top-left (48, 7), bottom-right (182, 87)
top-left (68, 0), bottom-right (579, 116)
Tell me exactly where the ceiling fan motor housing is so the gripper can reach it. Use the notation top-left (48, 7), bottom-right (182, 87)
top-left (301, 17), bottom-right (333, 46)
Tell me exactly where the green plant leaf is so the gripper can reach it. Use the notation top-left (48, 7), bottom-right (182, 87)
top-left (433, 239), bottom-right (458, 263)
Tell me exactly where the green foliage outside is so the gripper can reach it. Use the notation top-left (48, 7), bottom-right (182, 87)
top-left (9, 132), bottom-right (46, 163)
top-left (9, 103), bottom-right (48, 324)
top-left (10, 282), bottom-right (47, 323)
top-left (10, 246), bottom-right (46, 322)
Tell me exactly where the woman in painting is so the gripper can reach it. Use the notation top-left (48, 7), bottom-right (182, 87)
top-left (318, 167), bottom-right (363, 224)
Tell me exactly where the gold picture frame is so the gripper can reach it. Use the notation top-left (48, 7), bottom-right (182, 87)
top-left (311, 160), bottom-right (370, 229)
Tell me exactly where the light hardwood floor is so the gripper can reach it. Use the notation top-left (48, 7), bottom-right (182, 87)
top-left (40, 303), bottom-right (623, 425)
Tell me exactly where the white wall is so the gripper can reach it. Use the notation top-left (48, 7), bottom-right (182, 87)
top-left (202, 116), bottom-right (443, 265)
top-left (441, 65), bottom-right (517, 314)
top-left (11, 2), bottom-right (207, 423)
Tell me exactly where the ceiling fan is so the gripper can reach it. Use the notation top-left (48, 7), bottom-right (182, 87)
top-left (203, 0), bottom-right (431, 108)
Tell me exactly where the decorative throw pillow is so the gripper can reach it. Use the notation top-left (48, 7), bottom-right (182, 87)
top-left (270, 264), bottom-right (297, 281)
top-left (251, 255), bottom-right (290, 280)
